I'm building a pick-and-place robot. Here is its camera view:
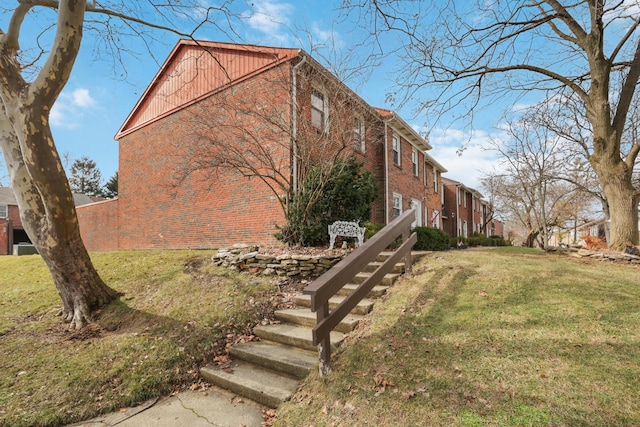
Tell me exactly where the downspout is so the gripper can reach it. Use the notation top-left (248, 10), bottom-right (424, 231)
top-left (291, 54), bottom-right (307, 194)
top-left (384, 122), bottom-right (389, 225)
top-left (456, 184), bottom-right (461, 238)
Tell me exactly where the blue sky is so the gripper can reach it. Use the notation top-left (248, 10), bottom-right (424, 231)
top-left (2, 0), bottom-right (507, 192)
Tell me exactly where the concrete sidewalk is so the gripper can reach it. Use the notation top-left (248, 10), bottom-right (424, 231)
top-left (68, 387), bottom-right (265, 427)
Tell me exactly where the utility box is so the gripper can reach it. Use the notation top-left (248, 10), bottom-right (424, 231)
top-left (13, 244), bottom-right (38, 256)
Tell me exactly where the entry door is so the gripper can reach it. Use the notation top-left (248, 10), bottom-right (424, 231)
top-left (411, 199), bottom-right (422, 228)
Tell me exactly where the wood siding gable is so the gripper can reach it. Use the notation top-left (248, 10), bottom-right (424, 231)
top-left (116, 40), bottom-right (300, 138)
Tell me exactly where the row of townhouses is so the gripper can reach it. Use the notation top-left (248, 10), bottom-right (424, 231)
top-left (0, 40), bottom-right (503, 255)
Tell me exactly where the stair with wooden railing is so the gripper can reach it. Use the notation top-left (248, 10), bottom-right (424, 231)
top-left (201, 210), bottom-right (421, 408)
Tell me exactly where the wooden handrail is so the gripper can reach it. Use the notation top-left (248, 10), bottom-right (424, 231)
top-left (303, 209), bottom-right (417, 375)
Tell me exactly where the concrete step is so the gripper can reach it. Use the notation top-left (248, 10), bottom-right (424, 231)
top-left (376, 251), bottom-right (428, 264)
top-left (229, 341), bottom-right (317, 379)
top-left (352, 271), bottom-right (400, 286)
top-left (362, 261), bottom-right (406, 274)
top-left (200, 361), bottom-right (299, 408)
top-left (253, 323), bottom-right (344, 352)
top-left (275, 308), bottom-right (363, 333)
top-left (293, 294), bottom-right (375, 315)
top-left (337, 283), bottom-right (389, 298)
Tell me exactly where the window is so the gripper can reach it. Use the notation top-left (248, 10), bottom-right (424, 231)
top-left (354, 116), bottom-right (365, 152)
top-left (411, 199), bottom-right (422, 227)
top-left (0, 205), bottom-right (6, 218)
top-left (434, 170), bottom-right (438, 192)
top-left (311, 89), bottom-right (327, 129)
top-left (392, 193), bottom-right (402, 218)
top-left (392, 135), bottom-right (400, 166)
top-left (412, 148), bottom-right (419, 176)
top-left (431, 209), bottom-right (440, 229)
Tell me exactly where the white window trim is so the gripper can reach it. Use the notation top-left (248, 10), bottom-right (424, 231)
top-left (392, 135), bottom-right (401, 166)
top-left (432, 209), bottom-right (440, 229)
top-left (354, 115), bottom-right (365, 152)
top-left (0, 205), bottom-right (7, 219)
top-left (412, 148), bottom-right (419, 177)
top-left (311, 88), bottom-right (328, 130)
top-left (392, 192), bottom-right (403, 218)
top-left (434, 170), bottom-right (438, 192)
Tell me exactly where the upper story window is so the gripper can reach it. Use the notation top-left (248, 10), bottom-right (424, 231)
top-left (434, 170), bottom-right (438, 192)
top-left (412, 148), bottom-right (419, 176)
top-left (392, 135), bottom-right (401, 166)
top-left (0, 205), bottom-right (6, 218)
top-left (354, 116), bottom-right (365, 152)
top-left (311, 89), bottom-right (327, 129)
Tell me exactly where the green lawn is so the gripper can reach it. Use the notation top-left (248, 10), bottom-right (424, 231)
top-left (276, 247), bottom-right (640, 426)
top-left (2, 248), bottom-right (639, 426)
top-left (0, 250), bottom-right (277, 427)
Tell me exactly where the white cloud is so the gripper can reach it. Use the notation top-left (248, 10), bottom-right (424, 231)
top-left (71, 88), bottom-right (96, 108)
top-left (428, 126), bottom-right (506, 194)
top-left (311, 23), bottom-right (344, 49)
top-left (243, 0), bottom-right (293, 44)
top-left (50, 87), bottom-right (98, 129)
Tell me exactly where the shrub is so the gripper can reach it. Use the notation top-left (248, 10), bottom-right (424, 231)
top-left (412, 227), bottom-right (450, 251)
top-left (363, 221), bottom-right (384, 240)
top-left (281, 159), bottom-right (378, 246)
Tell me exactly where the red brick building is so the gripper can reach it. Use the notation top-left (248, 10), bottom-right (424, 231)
top-left (0, 187), bottom-right (27, 255)
top-left (442, 177), bottom-right (482, 239)
top-left (1, 187), bottom-right (98, 255)
top-left (78, 40), bottom-right (449, 251)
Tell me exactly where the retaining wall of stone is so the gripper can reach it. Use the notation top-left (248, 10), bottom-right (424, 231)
top-left (212, 245), bottom-right (345, 278)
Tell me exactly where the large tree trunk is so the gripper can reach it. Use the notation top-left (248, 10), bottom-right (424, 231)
top-left (590, 142), bottom-right (639, 251)
top-left (1, 102), bottom-right (121, 329)
top-left (0, 0), bottom-right (120, 329)
top-left (599, 174), bottom-right (639, 250)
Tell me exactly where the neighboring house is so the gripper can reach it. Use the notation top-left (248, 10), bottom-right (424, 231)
top-left (376, 109), bottom-right (447, 229)
top-left (78, 40), bottom-right (449, 251)
top-left (0, 187), bottom-right (28, 255)
top-left (0, 187), bottom-right (97, 255)
top-left (441, 177), bottom-right (496, 239)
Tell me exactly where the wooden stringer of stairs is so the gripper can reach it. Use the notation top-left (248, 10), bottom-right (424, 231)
top-left (200, 251), bottom-right (423, 409)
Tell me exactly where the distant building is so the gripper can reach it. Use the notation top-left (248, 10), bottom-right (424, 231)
top-left (0, 187), bottom-right (97, 255)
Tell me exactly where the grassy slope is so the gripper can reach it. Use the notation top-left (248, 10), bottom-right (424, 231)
top-left (0, 250), bottom-right (276, 427)
top-left (276, 247), bottom-right (640, 426)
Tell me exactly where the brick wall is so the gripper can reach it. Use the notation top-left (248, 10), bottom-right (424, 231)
top-left (1, 206), bottom-right (23, 255)
top-left (442, 180), bottom-right (458, 238)
top-left (7, 205), bottom-right (21, 226)
top-left (423, 163), bottom-right (442, 228)
top-left (77, 199), bottom-right (119, 252)
top-left (0, 219), bottom-right (9, 255)
top-left (385, 127), bottom-right (429, 226)
top-left (117, 64), bottom-right (292, 249)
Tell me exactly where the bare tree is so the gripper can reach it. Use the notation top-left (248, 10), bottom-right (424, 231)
top-left (484, 106), bottom-right (586, 249)
top-left (0, 1), bottom-right (240, 328)
top-left (172, 53), bottom-right (379, 244)
top-left (350, 0), bottom-right (640, 251)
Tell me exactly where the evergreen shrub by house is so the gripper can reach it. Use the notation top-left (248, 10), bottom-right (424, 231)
top-left (281, 159), bottom-right (377, 246)
top-left (412, 226), bottom-right (450, 251)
